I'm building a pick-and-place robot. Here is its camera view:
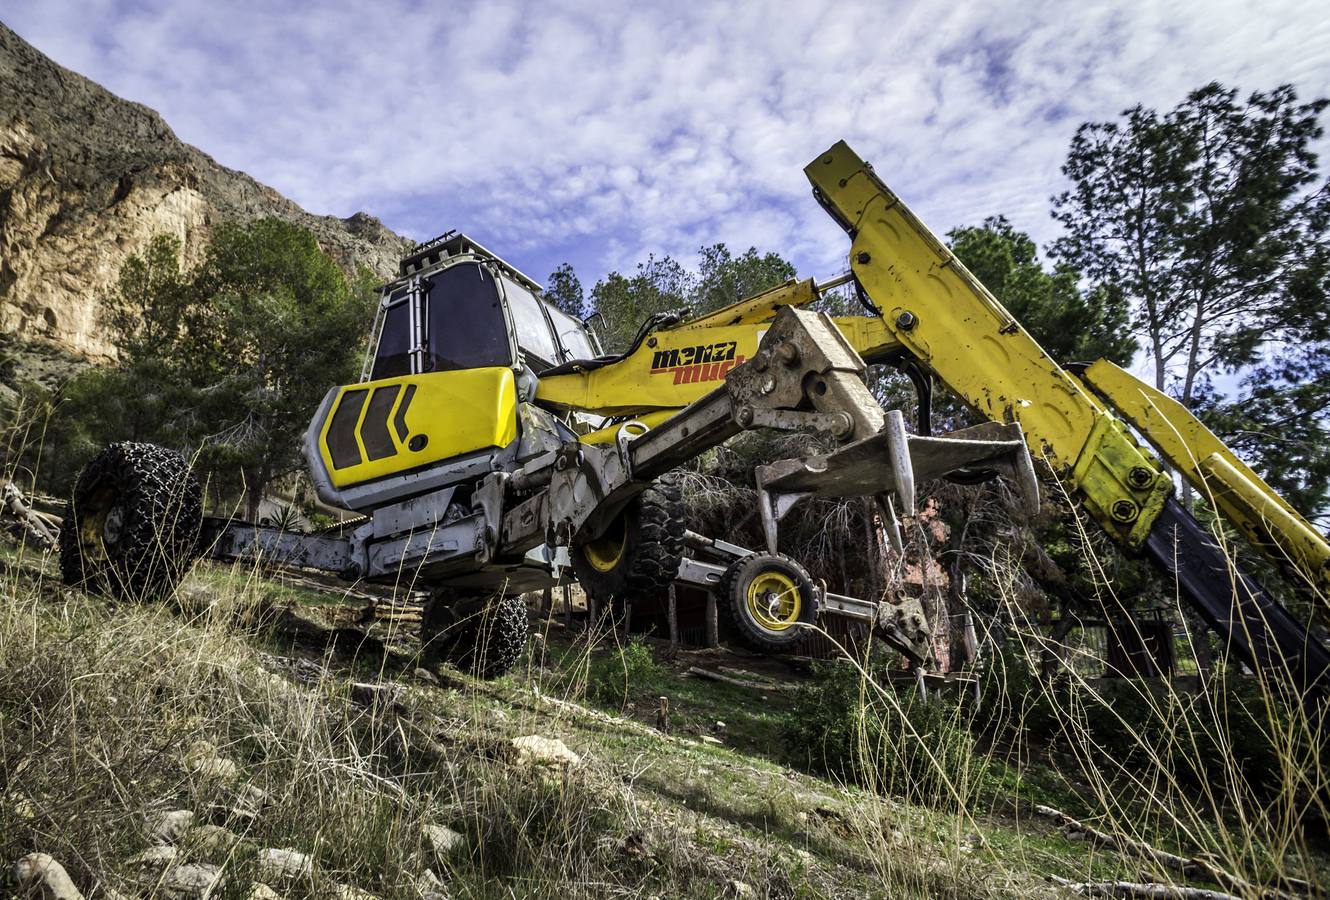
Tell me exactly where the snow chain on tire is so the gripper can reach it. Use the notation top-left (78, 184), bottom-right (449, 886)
top-left (421, 590), bottom-right (529, 679)
top-left (569, 472), bottom-right (685, 611)
top-left (59, 442), bottom-right (203, 601)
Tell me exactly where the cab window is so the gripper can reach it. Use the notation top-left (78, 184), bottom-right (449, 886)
top-left (501, 276), bottom-right (560, 368)
top-left (370, 290), bottom-right (412, 380)
top-left (547, 305), bottom-right (597, 360)
top-left (424, 263), bottom-right (512, 372)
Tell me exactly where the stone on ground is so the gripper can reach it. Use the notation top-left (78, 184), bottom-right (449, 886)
top-left (160, 862), bottom-right (220, 899)
top-left (256, 848), bottom-right (313, 884)
top-left (129, 845), bottom-right (178, 869)
top-left (10, 853), bottom-right (84, 900)
top-left (147, 809), bottom-right (195, 845)
top-left (509, 735), bottom-right (581, 768)
top-left (425, 823), bottom-right (465, 861)
top-left (416, 868), bottom-right (449, 900)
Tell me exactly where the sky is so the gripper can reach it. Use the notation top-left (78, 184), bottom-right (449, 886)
top-left (5, 0), bottom-right (1330, 288)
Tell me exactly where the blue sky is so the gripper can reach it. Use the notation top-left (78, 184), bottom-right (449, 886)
top-left (5, 0), bottom-right (1330, 288)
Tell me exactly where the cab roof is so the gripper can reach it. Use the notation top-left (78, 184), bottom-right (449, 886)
top-left (397, 230), bottom-right (543, 294)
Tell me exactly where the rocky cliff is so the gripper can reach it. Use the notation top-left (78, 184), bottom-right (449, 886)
top-left (0, 22), bottom-right (409, 359)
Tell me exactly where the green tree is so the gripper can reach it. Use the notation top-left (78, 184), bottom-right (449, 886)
top-left (544, 262), bottom-right (586, 320)
top-left (1200, 345), bottom-right (1330, 517)
top-left (187, 219), bottom-right (376, 519)
top-left (579, 244), bottom-right (796, 352)
top-left (587, 255), bottom-right (695, 352)
top-left (694, 243), bottom-right (796, 312)
top-left (1052, 82), bottom-right (1330, 512)
top-left (1052, 82), bottom-right (1330, 399)
top-left (948, 217), bottom-right (1137, 365)
top-left (61, 219), bottom-right (374, 519)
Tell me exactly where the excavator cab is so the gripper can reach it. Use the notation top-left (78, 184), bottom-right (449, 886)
top-left (303, 232), bottom-right (600, 513)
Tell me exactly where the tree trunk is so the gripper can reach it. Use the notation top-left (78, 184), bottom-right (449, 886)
top-left (245, 473), bottom-right (263, 523)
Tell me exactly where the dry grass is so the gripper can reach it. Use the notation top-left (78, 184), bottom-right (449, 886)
top-left (1, 478), bottom-right (1326, 898)
top-left (0, 542), bottom-right (1025, 899)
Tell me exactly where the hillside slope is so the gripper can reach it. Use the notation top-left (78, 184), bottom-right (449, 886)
top-left (0, 540), bottom-right (1106, 900)
top-left (0, 21), bottom-right (410, 359)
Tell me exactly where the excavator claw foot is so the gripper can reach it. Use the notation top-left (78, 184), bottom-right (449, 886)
top-left (754, 415), bottom-right (1038, 554)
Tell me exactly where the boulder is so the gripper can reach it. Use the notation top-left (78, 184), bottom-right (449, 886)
top-left (10, 854), bottom-right (84, 900)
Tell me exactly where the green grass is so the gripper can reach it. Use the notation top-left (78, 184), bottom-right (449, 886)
top-left (537, 624), bottom-right (794, 757)
top-left (4, 537), bottom-right (1327, 899)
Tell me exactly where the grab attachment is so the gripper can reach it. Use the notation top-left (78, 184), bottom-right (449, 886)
top-left (755, 417), bottom-right (1038, 555)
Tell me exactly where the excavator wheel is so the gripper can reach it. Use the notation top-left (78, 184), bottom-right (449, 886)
top-left (719, 552), bottom-right (819, 652)
top-left (421, 590), bottom-right (529, 679)
top-left (570, 473), bottom-right (685, 610)
top-left (59, 442), bottom-right (202, 601)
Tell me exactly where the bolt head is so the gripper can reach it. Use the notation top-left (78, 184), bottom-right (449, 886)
top-left (775, 342), bottom-right (800, 366)
top-left (856, 251), bottom-right (872, 264)
top-left (1128, 466), bottom-right (1154, 489)
top-left (1111, 499), bottom-right (1139, 523)
top-left (895, 310), bottom-right (918, 331)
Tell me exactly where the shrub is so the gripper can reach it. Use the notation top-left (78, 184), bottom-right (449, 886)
top-left (782, 661), bottom-right (985, 808)
top-left (589, 637), bottom-right (663, 710)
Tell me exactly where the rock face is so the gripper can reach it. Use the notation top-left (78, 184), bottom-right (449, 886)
top-left (0, 23), bottom-right (410, 359)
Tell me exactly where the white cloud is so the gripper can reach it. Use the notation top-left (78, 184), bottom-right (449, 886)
top-left (5, 0), bottom-right (1329, 284)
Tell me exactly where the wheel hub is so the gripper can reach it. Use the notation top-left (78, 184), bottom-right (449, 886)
top-left (102, 505), bottom-right (125, 546)
top-left (582, 518), bottom-right (627, 573)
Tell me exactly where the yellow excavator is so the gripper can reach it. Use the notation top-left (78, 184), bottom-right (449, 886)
top-left (60, 142), bottom-right (1330, 703)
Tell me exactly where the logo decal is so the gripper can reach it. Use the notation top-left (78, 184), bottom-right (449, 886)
top-left (651, 341), bottom-right (745, 385)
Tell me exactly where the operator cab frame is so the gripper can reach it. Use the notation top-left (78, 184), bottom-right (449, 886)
top-left (362, 231), bottom-right (601, 384)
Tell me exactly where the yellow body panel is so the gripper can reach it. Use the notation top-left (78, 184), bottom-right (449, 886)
top-left (537, 316), bottom-right (899, 417)
top-left (536, 323), bottom-right (768, 415)
top-left (319, 368), bottom-right (517, 488)
top-left (1082, 360), bottom-right (1330, 594)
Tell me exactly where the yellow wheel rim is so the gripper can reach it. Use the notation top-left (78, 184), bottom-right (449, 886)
top-left (582, 518), bottom-right (626, 573)
top-left (746, 570), bottom-right (801, 631)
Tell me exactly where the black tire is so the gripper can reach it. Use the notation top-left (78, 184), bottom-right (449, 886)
top-left (59, 442), bottom-right (202, 601)
top-left (421, 591), bottom-right (528, 679)
top-left (59, 441), bottom-right (200, 600)
top-left (569, 474), bottom-right (685, 610)
top-left (719, 552), bottom-right (819, 652)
